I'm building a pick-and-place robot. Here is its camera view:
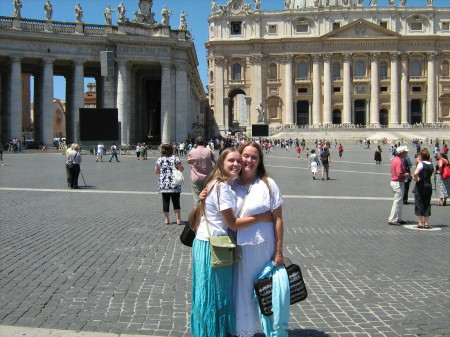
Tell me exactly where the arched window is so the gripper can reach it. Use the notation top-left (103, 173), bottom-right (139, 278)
top-left (298, 62), bottom-right (308, 78)
top-left (355, 60), bottom-right (365, 76)
top-left (379, 61), bottom-right (388, 78)
top-left (411, 60), bottom-right (422, 76)
top-left (232, 63), bottom-right (241, 81)
top-left (333, 63), bottom-right (341, 79)
top-left (441, 60), bottom-right (449, 77)
top-left (269, 63), bottom-right (277, 79)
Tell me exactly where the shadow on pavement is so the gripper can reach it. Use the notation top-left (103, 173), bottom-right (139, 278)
top-left (288, 329), bottom-right (330, 337)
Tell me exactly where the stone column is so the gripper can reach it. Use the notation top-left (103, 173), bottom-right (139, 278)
top-left (117, 60), bottom-right (129, 144)
top-left (223, 97), bottom-right (230, 131)
top-left (9, 56), bottom-right (22, 140)
top-left (42, 58), bottom-right (54, 146)
top-left (370, 53), bottom-right (380, 127)
top-left (343, 53), bottom-right (352, 125)
top-left (400, 53), bottom-right (409, 124)
top-left (312, 54), bottom-right (322, 126)
top-left (426, 52), bottom-right (437, 124)
top-left (72, 60), bottom-right (84, 144)
top-left (250, 55), bottom-right (263, 125)
top-left (214, 57), bottom-right (226, 133)
top-left (102, 76), bottom-right (116, 109)
top-left (283, 55), bottom-right (294, 125)
top-left (323, 53), bottom-right (332, 125)
top-left (175, 63), bottom-right (188, 142)
top-left (160, 62), bottom-right (172, 143)
top-left (245, 97), bottom-right (252, 128)
top-left (389, 53), bottom-right (399, 126)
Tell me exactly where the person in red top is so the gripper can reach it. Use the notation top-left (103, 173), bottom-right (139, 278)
top-left (296, 146), bottom-right (301, 159)
top-left (388, 146), bottom-right (410, 226)
top-left (443, 144), bottom-right (448, 155)
top-left (338, 144), bottom-right (344, 159)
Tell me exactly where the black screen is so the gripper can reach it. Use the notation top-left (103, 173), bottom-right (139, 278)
top-left (251, 124), bottom-right (269, 137)
top-left (79, 108), bottom-right (119, 141)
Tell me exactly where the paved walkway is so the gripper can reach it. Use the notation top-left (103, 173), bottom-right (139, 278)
top-left (0, 142), bottom-right (449, 337)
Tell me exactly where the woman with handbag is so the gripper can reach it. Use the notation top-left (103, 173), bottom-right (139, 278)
top-left (413, 149), bottom-right (434, 229)
top-left (190, 148), bottom-right (272, 337)
top-left (232, 141), bottom-right (286, 337)
top-left (435, 151), bottom-right (450, 206)
top-left (155, 144), bottom-right (184, 225)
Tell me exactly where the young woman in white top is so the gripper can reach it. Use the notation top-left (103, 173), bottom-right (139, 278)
top-left (232, 141), bottom-right (285, 337)
top-left (191, 147), bottom-right (272, 337)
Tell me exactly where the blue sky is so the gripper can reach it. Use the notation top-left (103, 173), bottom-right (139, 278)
top-left (0, 0), bottom-right (447, 99)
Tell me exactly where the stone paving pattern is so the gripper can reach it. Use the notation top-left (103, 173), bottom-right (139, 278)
top-left (0, 142), bottom-right (449, 337)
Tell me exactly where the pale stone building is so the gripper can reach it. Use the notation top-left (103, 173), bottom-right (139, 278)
top-left (207, 0), bottom-right (450, 135)
top-left (0, 0), bottom-right (206, 146)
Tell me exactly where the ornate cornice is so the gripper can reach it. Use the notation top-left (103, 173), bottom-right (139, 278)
top-left (249, 54), bottom-right (263, 66)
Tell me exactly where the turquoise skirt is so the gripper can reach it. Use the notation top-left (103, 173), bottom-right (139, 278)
top-left (191, 238), bottom-right (235, 337)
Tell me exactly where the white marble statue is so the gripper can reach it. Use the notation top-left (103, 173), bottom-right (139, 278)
top-left (254, 0), bottom-right (261, 10)
top-left (256, 103), bottom-right (265, 123)
top-left (117, 2), bottom-right (126, 22)
top-left (12, 0), bottom-right (22, 18)
top-left (44, 0), bottom-right (53, 20)
top-left (369, 0), bottom-right (377, 6)
top-left (179, 11), bottom-right (187, 30)
top-left (427, 0), bottom-right (433, 6)
top-left (389, 0), bottom-right (395, 6)
top-left (400, 0), bottom-right (406, 6)
top-left (104, 4), bottom-right (115, 25)
top-left (75, 3), bottom-right (83, 22)
top-left (211, 0), bottom-right (217, 13)
top-left (161, 5), bottom-right (172, 25)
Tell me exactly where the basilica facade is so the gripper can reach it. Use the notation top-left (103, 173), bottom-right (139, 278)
top-left (207, 0), bottom-right (450, 135)
top-left (0, 0), bottom-right (206, 146)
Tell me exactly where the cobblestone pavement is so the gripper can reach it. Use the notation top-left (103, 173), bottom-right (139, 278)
top-left (0, 142), bottom-right (449, 337)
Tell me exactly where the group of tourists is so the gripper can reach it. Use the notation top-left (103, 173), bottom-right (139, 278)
top-left (153, 136), bottom-right (288, 336)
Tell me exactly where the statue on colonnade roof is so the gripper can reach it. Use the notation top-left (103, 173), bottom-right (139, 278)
top-left (285, 0), bottom-right (362, 8)
top-left (12, 0), bottom-right (22, 18)
top-left (132, 0), bottom-right (156, 24)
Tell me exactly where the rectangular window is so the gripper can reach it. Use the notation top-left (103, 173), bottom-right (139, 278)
top-left (411, 22), bottom-right (423, 31)
top-left (298, 88), bottom-right (308, 93)
top-left (380, 87), bottom-right (388, 92)
top-left (333, 87), bottom-right (341, 93)
top-left (379, 21), bottom-right (388, 29)
top-left (296, 24), bottom-right (308, 33)
top-left (231, 21), bottom-right (242, 35)
top-left (333, 22), bottom-right (341, 30)
top-left (412, 86), bottom-right (422, 92)
top-left (380, 65), bottom-right (388, 78)
top-left (443, 22), bottom-right (450, 31)
top-left (268, 25), bottom-right (277, 34)
top-left (333, 65), bottom-right (341, 79)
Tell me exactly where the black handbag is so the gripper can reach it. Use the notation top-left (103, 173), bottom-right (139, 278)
top-left (180, 223), bottom-right (195, 247)
top-left (254, 263), bottom-right (307, 316)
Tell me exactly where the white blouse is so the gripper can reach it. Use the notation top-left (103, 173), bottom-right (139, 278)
top-left (232, 177), bottom-right (284, 246)
top-left (196, 182), bottom-right (236, 241)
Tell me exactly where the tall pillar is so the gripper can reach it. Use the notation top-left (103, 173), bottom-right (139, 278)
top-left (42, 59), bottom-right (54, 146)
top-left (250, 55), bottom-right (263, 125)
top-left (117, 60), bottom-right (129, 144)
top-left (223, 97), bottom-right (230, 130)
top-left (370, 53), bottom-right (380, 127)
top-left (102, 76), bottom-right (116, 109)
top-left (175, 63), bottom-right (188, 142)
top-left (426, 52), bottom-right (437, 124)
top-left (9, 56), bottom-right (22, 140)
top-left (389, 53), bottom-right (399, 126)
top-left (400, 53), bottom-right (409, 125)
top-left (283, 55), bottom-right (294, 125)
top-left (214, 57), bottom-right (225, 133)
top-left (160, 62), bottom-right (172, 143)
top-left (312, 54), bottom-right (321, 126)
top-left (72, 60), bottom-right (84, 144)
top-left (323, 53), bottom-right (332, 125)
top-left (343, 53), bottom-right (352, 125)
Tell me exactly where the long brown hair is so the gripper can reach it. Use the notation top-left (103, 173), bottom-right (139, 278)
top-left (238, 141), bottom-right (272, 194)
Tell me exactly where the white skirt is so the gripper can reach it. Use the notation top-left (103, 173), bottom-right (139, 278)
top-left (310, 161), bottom-right (318, 173)
top-left (233, 241), bottom-right (275, 337)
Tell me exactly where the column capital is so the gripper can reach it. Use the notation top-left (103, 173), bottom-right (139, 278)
top-left (280, 54), bottom-right (294, 64)
top-left (426, 52), bottom-right (438, 60)
top-left (312, 54), bottom-right (321, 63)
top-left (389, 52), bottom-right (400, 61)
top-left (249, 55), bottom-right (263, 66)
top-left (400, 53), bottom-right (409, 61)
top-left (322, 53), bottom-right (332, 62)
top-left (10, 55), bottom-right (22, 63)
top-left (42, 58), bottom-right (55, 65)
top-left (73, 59), bottom-right (86, 66)
top-left (342, 53), bottom-right (352, 62)
top-left (214, 57), bottom-right (226, 68)
top-left (369, 53), bottom-right (380, 62)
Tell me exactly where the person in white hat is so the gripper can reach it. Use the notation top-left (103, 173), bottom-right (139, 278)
top-left (388, 146), bottom-right (410, 225)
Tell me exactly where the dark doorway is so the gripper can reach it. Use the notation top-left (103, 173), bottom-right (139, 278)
top-left (380, 109), bottom-right (388, 126)
top-left (354, 100), bottom-right (366, 125)
top-left (228, 89), bottom-right (246, 129)
top-left (410, 99), bottom-right (422, 124)
top-left (296, 100), bottom-right (309, 125)
top-left (143, 79), bottom-right (161, 143)
top-left (332, 109), bottom-right (341, 124)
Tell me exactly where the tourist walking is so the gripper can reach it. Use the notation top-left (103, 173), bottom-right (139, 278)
top-left (0, 142), bottom-right (4, 166)
top-left (374, 145), bottom-right (382, 164)
top-left (435, 151), bottom-right (449, 206)
top-left (338, 144), bottom-right (344, 159)
top-left (308, 149), bottom-right (320, 180)
top-left (155, 144), bottom-right (184, 225)
top-left (187, 136), bottom-right (217, 205)
top-left (190, 147), bottom-right (272, 337)
top-left (96, 142), bottom-right (104, 162)
top-left (231, 141), bottom-right (285, 337)
top-left (413, 149), bottom-right (434, 229)
top-left (402, 151), bottom-right (413, 204)
top-left (109, 143), bottom-right (120, 162)
top-left (388, 146), bottom-right (410, 226)
top-left (320, 146), bottom-right (331, 180)
top-left (67, 144), bottom-right (82, 189)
